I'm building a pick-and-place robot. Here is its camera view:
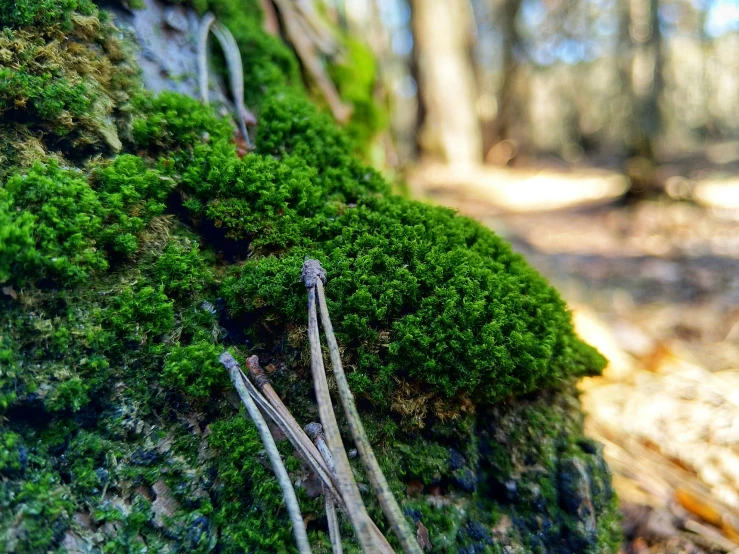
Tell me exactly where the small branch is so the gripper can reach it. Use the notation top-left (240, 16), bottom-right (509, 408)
top-left (245, 359), bottom-right (395, 554)
top-left (272, 0), bottom-right (353, 124)
top-left (197, 12), bottom-right (216, 105)
top-left (246, 356), bottom-right (338, 494)
top-left (305, 422), bottom-right (336, 474)
top-left (325, 494), bottom-right (343, 554)
top-left (304, 424), bottom-right (343, 554)
top-left (307, 423), bottom-right (343, 554)
top-left (257, 0), bottom-right (280, 36)
top-left (302, 264), bottom-right (380, 552)
top-left (314, 267), bottom-right (423, 554)
top-left (219, 352), bottom-right (313, 554)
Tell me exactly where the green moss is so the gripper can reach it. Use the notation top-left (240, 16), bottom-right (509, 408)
top-left (256, 90), bottom-right (390, 199)
top-left (0, 462), bottom-right (74, 553)
top-left (327, 38), bottom-right (388, 150)
top-left (0, 0), bottom-right (95, 29)
top-left (0, 161), bottom-right (107, 285)
top-left (0, 11), bottom-right (138, 159)
top-left (209, 412), bottom-right (302, 553)
top-left (130, 92), bottom-right (234, 152)
top-left (163, 341), bottom-right (227, 398)
top-left (151, 239), bottom-right (216, 299)
top-left (221, 194), bottom-right (605, 412)
top-left (0, 1), bottom-right (618, 552)
top-left (109, 284), bottom-right (175, 343)
top-left (92, 154), bottom-right (175, 256)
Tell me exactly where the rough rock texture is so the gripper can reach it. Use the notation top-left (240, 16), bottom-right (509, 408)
top-left (0, 1), bottom-right (621, 552)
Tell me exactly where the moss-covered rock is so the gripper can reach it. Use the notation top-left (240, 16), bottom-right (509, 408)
top-left (0, 0), bottom-right (620, 552)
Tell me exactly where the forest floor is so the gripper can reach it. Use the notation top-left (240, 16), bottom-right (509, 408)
top-left (413, 170), bottom-right (739, 554)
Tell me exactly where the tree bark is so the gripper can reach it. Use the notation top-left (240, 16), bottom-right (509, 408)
top-left (410, 0), bottom-right (482, 167)
top-left (493, 0), bottom-right (524, 145)
top-left (630, 0), bottom-right (663, 159)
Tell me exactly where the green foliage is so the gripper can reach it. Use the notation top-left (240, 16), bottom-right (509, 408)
top-left (222, 195), bottom-right (606, 410)
top-left (131, 92), bottom-right (234, 151)
top-left (92, 155), bottom-right (174, 256)
top-left (0, 156), bottom-right (177, 286)
top-left (109, 285), bottom-right (175, 343)
top-left (256, 91), bottom-right (390, 199)
top-left (328, 38), bottom-right (387, 150)
top-left (163, 341), bottom-right (227, 398)
top-left (0, 161), bottom-right (107, 285)
top-left (0, 0), bottom-right (95, 29)
top-left (151, 239), bottom-right (215, 298)
top-left (392, 439), bottom-right (450, 486)
top-left (0, 430), bottom-right (24, 476)
top-left (181, 146), bottom-right (335, 249)
top-left (0, 14), bottom-right (138, 158)
top-left (0, 1), bottom-right (616, 551)
top-left (0, 468), bottom-right (74, 553)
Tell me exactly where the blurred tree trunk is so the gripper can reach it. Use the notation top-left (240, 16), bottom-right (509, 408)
top-left (492, 0), bottom-right (524, 145)
top-left (410, 0), bottom-right (482, 166)
top-left (629, 0), bottom-right (663, 160)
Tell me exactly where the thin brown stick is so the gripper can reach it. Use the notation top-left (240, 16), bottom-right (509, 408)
top-left (257, 0), bottom-right (280, 35)
top-left (219, 352), bottom-right (312, 554)
top-left (325, 494), bottom-right (343, 554)
top-left (315, 272), bottom-right (423, 554)
top-left (302, 261), bottom-right (379, 552)
top-left (306, 423), bottom-right (343, 554)
top-left (246, 357), bottom-right (338, 494)
top-left (246, 359), bottom-right (395, 554)
top-left (272, 0), bottom-right (352, 123)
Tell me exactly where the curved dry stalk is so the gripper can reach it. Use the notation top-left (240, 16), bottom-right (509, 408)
top-left (197, 12), bottom-right (216, 104)
top-left (219, 352), bottom-right (313, 554)
top-left (197, 13), bottom-right (256, 149)
top-left (302, 261), bottom-right (380, 552)
top-left (246, 357), bottom-right (339, 495)
top-left (315, 272), bottom-right (423, 554)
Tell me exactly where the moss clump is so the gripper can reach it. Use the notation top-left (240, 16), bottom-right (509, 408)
top-left (221, 194), bottom-right (605, 411)
top-left (0, 156), bottom-right (173, 286)
top-left (0, 161), bottom-right (107, 285)
top-left (130, 92), bottom-right (234, 152)
top-left (92, 154), bottom-right (174, 256)
top-left (327, 38), bottom-right (388, 151)
top-left (0, 0), bottom-right (95, 29)
top-left (151, 239), bottom-right (215, 299)
top-left (0, 5), bottom-right (138, 161)
top-left (208, 412), bottom-right (301, 553)
top-left (109, 284), bottom-right (175, 343)
top-left (163, 342), bottom-right (227, 398)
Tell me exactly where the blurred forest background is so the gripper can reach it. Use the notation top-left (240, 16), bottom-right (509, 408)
top-left (330, 0), bottom-right (738, 188)
top-left (275, 0), bottom-right (739, 552)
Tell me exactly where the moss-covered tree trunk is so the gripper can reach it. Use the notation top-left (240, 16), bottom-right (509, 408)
top-left (0, 1), bottom-right (622, 552)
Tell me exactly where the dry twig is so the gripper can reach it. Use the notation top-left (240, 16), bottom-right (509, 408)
top-left (301, 260), bottom-right (380, 552)
top-left (219, 352), bottom-right (312, 554)
top-left (247, 357), bottom-right (395, 553)
top-left (314, 268), bottom-right (423, 554)
top-left (306, 423), bottom-right (343, 554)
top-left (272, 0), bottom-right (352, 123)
